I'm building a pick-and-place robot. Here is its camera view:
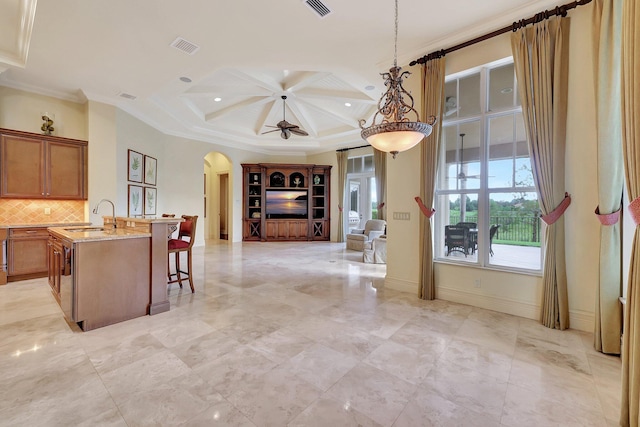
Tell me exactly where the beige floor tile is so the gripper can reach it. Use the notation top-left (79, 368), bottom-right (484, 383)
top-left (0, 241), bottom-right (620, 425)
top-left (289, 396), bottom-right (383, 427)
top-left (285, 342), bottom-right (359, 391)
top-left (326, 362), bottom-right (417, 426)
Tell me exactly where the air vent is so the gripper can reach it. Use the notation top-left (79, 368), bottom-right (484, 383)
top-left (118, 92), bottom-right (137, 100)
top-left (304, 0), bottom-right (332, 18)
top-left (170, 37), bottom-right (200, 55)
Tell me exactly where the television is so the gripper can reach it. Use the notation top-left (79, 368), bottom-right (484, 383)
top-left (265, 189), bottom-right (308, 218)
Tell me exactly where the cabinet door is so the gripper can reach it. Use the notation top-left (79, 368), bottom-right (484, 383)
top-left (0, 134), bottom-right (46, 198)
top-left (8, 237), bottom-right (49, 276)
top-left (47, 141), bottom-right (86, 199)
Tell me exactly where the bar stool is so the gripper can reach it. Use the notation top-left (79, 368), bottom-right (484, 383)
top-left (168, 215), bottom-right (198, 292)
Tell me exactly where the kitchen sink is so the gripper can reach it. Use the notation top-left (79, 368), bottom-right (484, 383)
top-left (64, 227), bottom-right (107, 232)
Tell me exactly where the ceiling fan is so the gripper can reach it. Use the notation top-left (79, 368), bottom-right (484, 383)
top-left (262, 95), bottom-right (308, 140)
top-left (457, 133), bottom-right (480, 181)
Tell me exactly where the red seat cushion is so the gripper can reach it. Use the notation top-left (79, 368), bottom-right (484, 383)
top-left (168, 239), bottom-right (190, 250)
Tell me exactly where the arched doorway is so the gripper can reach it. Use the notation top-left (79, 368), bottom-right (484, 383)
top-left (203, 152), bottom-right (232, 242)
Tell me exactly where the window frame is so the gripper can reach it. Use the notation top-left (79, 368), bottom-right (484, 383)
top-left (435, 58), bottom-right (543, 274)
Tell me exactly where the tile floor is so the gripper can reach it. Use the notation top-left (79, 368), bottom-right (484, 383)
top-left (0, 241), bottom-right (622, 426)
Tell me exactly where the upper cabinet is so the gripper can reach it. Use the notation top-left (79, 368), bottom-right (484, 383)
top-left (0, 128), bottom-right (88, 200)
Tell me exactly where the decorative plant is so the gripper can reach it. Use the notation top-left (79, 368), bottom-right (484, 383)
top-left (146, 163), bottom-right (154, 181)
top-left (131, 156), bottom-right (140, 171)
top-left (146, 190), bottom-right (155, 209)
top-left (131, 191), bottom-right (140, 210)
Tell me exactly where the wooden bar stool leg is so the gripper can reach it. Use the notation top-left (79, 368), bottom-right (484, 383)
top-left (167, 254), bottom-right (171, 282)
top-left (175, 252), bottom-right (183, 288)
top-left (187, 250), bottom-right (194, 292)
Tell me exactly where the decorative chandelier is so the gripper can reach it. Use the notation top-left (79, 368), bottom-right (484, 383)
top-left (359, 0), bottom-right (436, 159)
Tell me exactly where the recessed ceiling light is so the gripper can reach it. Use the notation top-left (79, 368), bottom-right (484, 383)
top-left (365, 85), bottom-right (375, 91)
top-left (501, 87), bottom-right (513, 94)
top-left (179, 76), bottom-right (192, 83)
top-left (214, 97), bottom-right (222, 102)
top-left (345, 102), bottom-right (351, 107)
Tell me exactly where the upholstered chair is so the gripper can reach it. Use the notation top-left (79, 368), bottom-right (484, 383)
top-left (346, 219), bottom-right (386, 251)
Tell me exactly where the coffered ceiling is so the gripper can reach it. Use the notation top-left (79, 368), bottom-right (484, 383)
top-left (0, 0), bottom-right (567, 155)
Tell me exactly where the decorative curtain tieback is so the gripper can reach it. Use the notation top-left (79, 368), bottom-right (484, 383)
top-left (594, 206), bottom-right (620, 225)
top-left (338, 206), bottom-right (343, 213)
top-left (377, 202), bottom-right (385, 210)
top-left (541, 192), bottom-right (571, 225)
top-left (414, 197), bottom-right (435, 218)
top-left (628, 196), bottom-right (640, 225)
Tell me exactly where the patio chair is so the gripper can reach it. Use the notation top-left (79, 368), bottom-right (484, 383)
top-left (445, 225), bottom-right (471, 256)
top-left (489, 224), bottom-right (500, 256)
top-left (456, 222), bottom-right (477, 254)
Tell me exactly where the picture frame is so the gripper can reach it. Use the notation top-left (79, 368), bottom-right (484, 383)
top-left (144, 155), bottom-right (157, 186)
top-left (144, 186), bottom-right (157, 216)
top-left (127, 150), bottom-right (143, 183)
top-left (128, 185), bottom-right (143, 216)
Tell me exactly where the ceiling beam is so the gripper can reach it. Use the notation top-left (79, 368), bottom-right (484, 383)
top-left (204, 96), bottom-right (272, 122)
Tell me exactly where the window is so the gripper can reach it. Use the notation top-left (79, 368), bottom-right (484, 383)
top-left (435, 60), bottom-right (541, 271)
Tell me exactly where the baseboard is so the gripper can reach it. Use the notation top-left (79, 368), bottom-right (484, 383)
top-left (438, 286), bottom-right (593, 332)
top-left (568, 309), bottom-right (593, 333)
top-left (382, 281), bottom-right (593, 332)
top-left (437, 286), bottom-right (539, 321)
top-left (384, 276), bottom-right (418, 294)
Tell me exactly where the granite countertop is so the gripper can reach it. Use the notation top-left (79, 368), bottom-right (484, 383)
top-left (112, 216), bottom-right (183, 224)
top-left (48, 225), bottom-right (151, 242)
top-left (0, 222), bottom-right (91, 229)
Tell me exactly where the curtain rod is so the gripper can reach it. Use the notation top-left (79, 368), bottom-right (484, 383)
top-left (336, 144), bottom-right (370, 152)
top-left (409, 0), bottom-right (592, 66)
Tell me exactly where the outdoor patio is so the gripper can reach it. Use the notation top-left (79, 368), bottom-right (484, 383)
top-left (442, 243), bottom-right (542, 271)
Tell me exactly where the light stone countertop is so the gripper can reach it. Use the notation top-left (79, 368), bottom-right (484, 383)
top-left (101, 216), bottom-right (183, 224)
top-left (48, 225), bottom-right (150, 242)
top-left (0, 222), bottom-right (90, 229)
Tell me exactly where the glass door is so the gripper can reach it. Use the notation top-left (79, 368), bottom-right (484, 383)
top-left (347, 173), bottom-right (376, 231)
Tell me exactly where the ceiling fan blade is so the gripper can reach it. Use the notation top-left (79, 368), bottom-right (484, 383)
top-left (261, 129), bottom-right (281, 135)
top-left (290, 128), bottom-right (308, 136)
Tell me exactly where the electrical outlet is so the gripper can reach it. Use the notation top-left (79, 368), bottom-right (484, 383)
top-left (44, 207), bottom-right (51, 215)
top-left (474, 279), bottom-right (481, 288)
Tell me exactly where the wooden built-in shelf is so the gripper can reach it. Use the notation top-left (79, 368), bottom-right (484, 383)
top-left (242, 163), bottom-right (331, 242)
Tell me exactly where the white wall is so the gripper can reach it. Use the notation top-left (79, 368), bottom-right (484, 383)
top-left (87, 101), bottom-right (117, 224)
top-left (0, 86), bottom-right (87, 139)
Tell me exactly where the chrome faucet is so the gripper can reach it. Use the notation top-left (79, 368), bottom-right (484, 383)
top-left (92, 199), bottom-right (117, 229)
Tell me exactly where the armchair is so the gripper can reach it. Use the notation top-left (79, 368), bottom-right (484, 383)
top-left (346, 219), bottom-right (386, 251)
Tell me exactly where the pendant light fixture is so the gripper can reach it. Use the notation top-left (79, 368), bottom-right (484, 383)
top-left (359, 0), bottom-right (436, 159)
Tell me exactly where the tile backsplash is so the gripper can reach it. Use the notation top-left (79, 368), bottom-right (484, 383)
top-left (0, 199), bottom-right (85, 224)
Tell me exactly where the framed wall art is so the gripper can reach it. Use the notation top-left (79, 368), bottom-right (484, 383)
top-left (128, 150), bottom-right (143, 183)
top-left (144, 155), bottom-right (157, 186)
top-left (144, 186), bottom-right (157, 216)
top-left (128, 185), bottom-right (143, 216)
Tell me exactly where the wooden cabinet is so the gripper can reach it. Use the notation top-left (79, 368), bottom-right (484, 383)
top-left (0, 128), bottom-right (87, 199)
top-left (242, 163), bottom-right (331, 241)
top-left (47, 234), bottom-right (63, 302)
top-left (7, 227), bottom-right (49, 280)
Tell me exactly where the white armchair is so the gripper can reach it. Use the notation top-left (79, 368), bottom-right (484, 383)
top-left (346, 219), bottom-right (386, 251)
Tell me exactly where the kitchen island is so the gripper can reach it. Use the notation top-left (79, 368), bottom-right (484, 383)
top-left (48, 217), bottom-right (180, 331)
top-left (48, 225), bottom-right (151, 331)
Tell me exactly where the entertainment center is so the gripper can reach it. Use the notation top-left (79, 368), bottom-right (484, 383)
top-left (242, 163), bottom-right (331, 241)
